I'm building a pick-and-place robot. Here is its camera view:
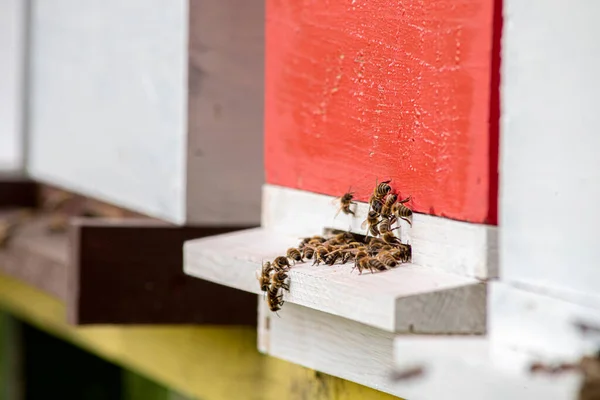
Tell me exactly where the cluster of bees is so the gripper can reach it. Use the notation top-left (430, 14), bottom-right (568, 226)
top-left (258, 179), bottom-right (413, 312)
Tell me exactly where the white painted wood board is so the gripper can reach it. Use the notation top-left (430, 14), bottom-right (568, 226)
top-left (184, 227), bottom-right (486, 333)
top-left (393, 337), bottom-right (579, 400)
top-left (258, 301), bottom-right (401, 397)
top-left (500, 0), bottom-right (600, 297)
top-left (26, 0), bottom-right (188, 223)
top-left (0, 0), bottom-right (27, 172)
top-left (262, 185), bottom-right (498, 279)
top-left (185, 0), bottom-right (264, 225)
top-left (489, 282), bottom-right (600, 364)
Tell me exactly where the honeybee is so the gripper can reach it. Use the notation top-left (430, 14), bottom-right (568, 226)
top-left (373, 179), bottom-right (392, 199)
top-left (392, 197), bottom-right (413, 226)
top-left (266, 285), bottom-right (284, 312)
top-left (382, 232), bottom-right (401, 246)
top-left (390, 245), bottom-right (411, 263)
top-left (368, 195), bottom-right (384, 214)
top-left (299, 235), bottom-right (325, 249)
top-left (271, 269), bottom-right (290, 291)
top-left (335, 191), bottom-right (356, 217)
top-left (381, 193), bottom-right (398, 218)
top-left (352, 250), bottom-right (373, 274)
top-left (369, 258), bottom-right (389, 272)
top-left (273, 256), bottom-right (291, 270)
top-left (324, 250), bottom-right (342, 265)
top-left (301, 246), bottom-right (315, 260)
top-left (347, 241), bottom-right (363, 248)
top-left (334, 231), bottom-right (355, 243)
top-left (361, 210), bottom-right (380, 237)
top-left (378, 218), bottom-right (399, 235)
top-left (377, 251), bottom-right (398, 268)
top-left (257, 261), bottom-right (273, 292)
top-left (312, 245), bottom-right (329, 266)
top-left (286, 247), bottom-right (303, 264)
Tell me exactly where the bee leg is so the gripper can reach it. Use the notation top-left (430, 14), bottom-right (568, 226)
top-left (399, 196), bottom-right (411, 204)
top-left (282, 283), bottom-right (290, 291)
top-left (400, 216), bottom-right (413, 227)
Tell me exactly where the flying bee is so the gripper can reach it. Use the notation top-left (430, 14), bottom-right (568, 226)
top-left (377, 251), bottom-right (398, 268)
top-left (368, 194), bottom-right (384, 215)
top-left (381, 193), bottom-right (398, 218)
top-left (368, 258), bottom-right (389, 272)
top-left (301, 246), bottom-right (315, 260)
top-left (378, 218), bottom-right (399, 235)
top-left (286, 247), bottom-right (303, 264)
top-left (361, 210), bottom-right (380, 237)
top-left (382, 232), bottom-right (401, 246)
top-left (257, 261), bottom-right (273, 292)
top-left (392, 197), bottom-right (413, 226)
top-left (335, 191), bottom-right (357, 217)
top-left (373, 179), bottom-right (392, 199)
top-left (271, 269), bottom-right (290, 291)
top-left (273, 256), bottom-right (291, 270)
top-left (266, 285), bottom-right (284, 312)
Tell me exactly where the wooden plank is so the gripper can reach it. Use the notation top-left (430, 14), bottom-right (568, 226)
top-left (500, 0), bottom-right (600, 298)
top-left (69, 218), bottom-right (257, 325)
top-left (259, 301), bottom-right (402, 397)
top-left (26, 0), bottom-right (189, 223)
top-left (0, 210), bottom-right (257, 325)
top-left (0, 273), bottom-right (400, 400)
top-left (186, 0), bottom-right (264, 225)
top-left (185, 228), bottom-right (486, 333)
top-left (0, 210), bottom-right (68, 300)
top-left (262, 184), bottom-right (498, 279)
top-left (0, 0), bottom-right (27, 172)
top-left (0, 178), bottom-right (37, 208)
top-left (265, 0), bottom-right (499, 224)
top-left (489, 282), bottom-right (600, 363)
top-left (392, 337), bottom-right (579, 400)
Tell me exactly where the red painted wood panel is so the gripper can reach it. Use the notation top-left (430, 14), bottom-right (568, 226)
top-left (265, 0), bottom-right (499, 224)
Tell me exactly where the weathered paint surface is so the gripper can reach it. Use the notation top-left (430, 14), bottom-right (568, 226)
top-left (265, 0), bottom-right (499, 224)
top-left (0, 273), bottom-right (399, 400)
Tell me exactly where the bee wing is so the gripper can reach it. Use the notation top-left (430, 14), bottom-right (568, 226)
top-left (360, 218), bottom-right (369, 230)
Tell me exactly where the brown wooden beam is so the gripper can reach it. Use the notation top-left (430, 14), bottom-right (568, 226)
top-left (68, 219), bottom-right (257, 325)
top-left (0, 209), bottom-right (257, 326)
top-left (0, 177), bottom-right (37, 208)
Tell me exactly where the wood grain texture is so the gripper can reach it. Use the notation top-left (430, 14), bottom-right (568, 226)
top-left (184, 228), bottom-right (486, 333)
top-left (393, 337), bottom-right (578, 400)
top-left (489, 282), bottom-right (600, 364)
top-left (186, 0), bottom-right (264, 225)
top-left (262, 184), bottom-right (498, 279)
top-left (265, 0), bottom-right (498, 224)
top-left (0, 210), bottom-right (68, 301)
top-left (69, 218), bottom-right (257, 325)
top-left (500, 0), bottom-right (600, 300)
top-left (0, 273), bottom-right (401, 400)
top-left (0, 0), bottom-right (27, 172)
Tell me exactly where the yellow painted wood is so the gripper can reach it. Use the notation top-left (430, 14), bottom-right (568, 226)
top-left (0, 273), bottom-right (400, 400)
